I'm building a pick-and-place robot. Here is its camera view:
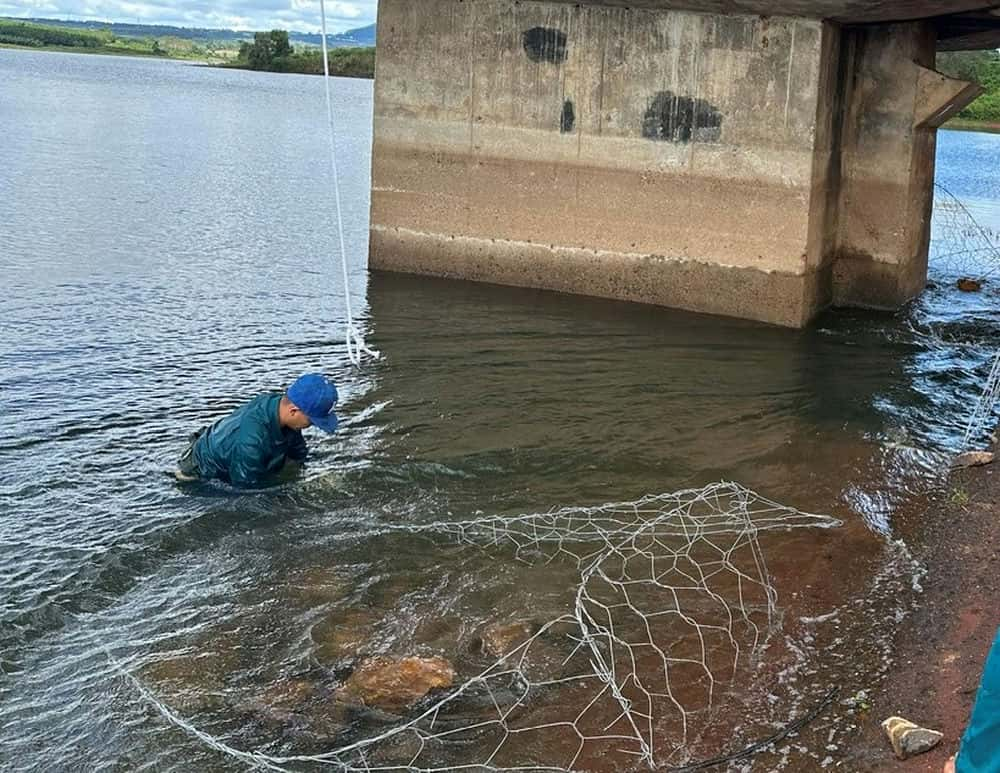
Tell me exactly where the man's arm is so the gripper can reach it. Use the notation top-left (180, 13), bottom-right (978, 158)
top-left (286, 430), bottom-right (308, 462)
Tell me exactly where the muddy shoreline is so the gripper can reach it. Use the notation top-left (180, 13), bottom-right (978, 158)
top-left (848, 458), bottom-right (999, 771)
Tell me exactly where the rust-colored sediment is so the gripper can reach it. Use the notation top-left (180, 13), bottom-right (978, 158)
top-left (849, 464), bottom-right (1000, 771)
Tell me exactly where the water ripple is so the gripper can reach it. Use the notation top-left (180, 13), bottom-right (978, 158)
top-left (2, 50), bottom-right (999, 772)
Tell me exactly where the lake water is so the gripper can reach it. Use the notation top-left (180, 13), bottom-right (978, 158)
top-left (1, 49), bottom-right (998, 772)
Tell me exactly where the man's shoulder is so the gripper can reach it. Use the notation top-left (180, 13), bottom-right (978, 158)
top-left (234, 393), bottom-right (282, 443)
top-left (233, 392), bottom-right (280, 422)
top-left (244, 391), bottom-right (282, 410)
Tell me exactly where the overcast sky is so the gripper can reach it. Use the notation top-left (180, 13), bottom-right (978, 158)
top-left (0, 0), bottom-right (378, 33)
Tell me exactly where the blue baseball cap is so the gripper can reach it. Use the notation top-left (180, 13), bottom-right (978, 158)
top-left (287, 373), bottom-right (339, 433)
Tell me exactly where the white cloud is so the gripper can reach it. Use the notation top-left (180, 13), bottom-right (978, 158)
top-left (291, 0), bottom-right (361, 17)
top-left (1, 0), bottom-right (376, 33)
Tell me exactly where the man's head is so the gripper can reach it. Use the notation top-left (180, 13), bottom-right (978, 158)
top-left (282, 373), bottom-right (339, 433)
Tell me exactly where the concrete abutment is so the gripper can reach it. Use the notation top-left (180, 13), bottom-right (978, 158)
top-left (369, 0), bottom-right (983, 327)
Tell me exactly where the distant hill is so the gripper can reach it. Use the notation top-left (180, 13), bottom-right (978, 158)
top-left (294, 23), bottom-right (376, 48)
top-left (2, 17), bottom-right (377, 47)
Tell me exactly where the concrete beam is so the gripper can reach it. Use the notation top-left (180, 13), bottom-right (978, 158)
top-left (936, 9), bottom-right (1000, 50)
top-left (522, 0), bottom-right (1000, 24)
top-left (915, 65), bottom-right (984, 127)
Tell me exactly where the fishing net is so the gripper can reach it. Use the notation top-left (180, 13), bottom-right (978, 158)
top-left (915, 183), bottom-right (1000, 453)
top-left (962, 351), bottom-right (1000, 452)
top-left (902, 320), bottom-right (999, 453)
top-left (930, 183), bottom-right (1000, 286)
top-left (117, 482), bottom-right (840, 772)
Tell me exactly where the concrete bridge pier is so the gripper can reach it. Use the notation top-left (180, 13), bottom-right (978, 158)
top-left (833, 23), bottom-right (982, 310)
top-left (369, 0), bottom-right (985, 327)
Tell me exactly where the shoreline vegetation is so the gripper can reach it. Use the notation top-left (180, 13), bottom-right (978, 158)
top-left (938, 50), bottom-right (1000, 126)
top-left (0, 19), bottom-right (237, 61)
top-left (3, 20), bottom-right (999, 110)
top-left (0, 20), bottom-right (376, 78)
top-left (221, 30), bottom-right (375, 79)
top-left (947, 119), bottom-right (1000, 134)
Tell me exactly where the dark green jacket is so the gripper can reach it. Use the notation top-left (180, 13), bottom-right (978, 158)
top-left (958, 627), bottom-right (1000, 772)
top-left (192, 393), bottom-right (307, 487)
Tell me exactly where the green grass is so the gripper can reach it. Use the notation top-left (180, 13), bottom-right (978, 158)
top-left (0, 19), bottom-right (240, 62)
top-left (958, 89), bottom-right (1000, 124)
top-left (1, 41), bottom-right (146, 56)
top-left (0, 19), bottom-right (110, 48)
top-left (949, 486), bottom-right (971, 507)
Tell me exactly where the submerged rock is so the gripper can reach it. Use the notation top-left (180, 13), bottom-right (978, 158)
top-left (480, 620), bottom-right (539, 659)
top-left (311, 609), bottom-right (381, 667)
top-left (953, 451), bottom-right (995, 469)
top-left (957, 278), bottom-right (983, 292)
top-left (882, 716), bottom-right (943, 760)
top-left (254, 678), bottom-right (319, 710)
top-left (240, 678), bottom-right (320, 726)
top-left (342, 656), bottom-right (455, 710)
top-left (140, 651), bottom-right (235, 693)
top-left (139, 654), bottom-right (233, 713)
top-left (286, 566), bottom-right (352, 607)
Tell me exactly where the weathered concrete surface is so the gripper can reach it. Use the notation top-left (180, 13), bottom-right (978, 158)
top-left (937, 8), bottom-right (1000, 50)
top-left (534, 1), bottom-right (1000, 48)
top-left (527, 1), bottom-right (999, 24)
top-left (531, 4), bottom-right (1000, 50)
top-left (370, 0), bottom-right (982, 326)
top-left (372, 1), bottom-right (837, 326)
top-left (833, 23), bottom-right (983, 310)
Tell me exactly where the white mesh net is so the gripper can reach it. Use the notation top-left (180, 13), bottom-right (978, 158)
top-left (904, 324), bottom-right (999, 453)
top-left (931, 183), bottom-right (1000, 285)
top-left (920, 183), bottom-right (1000, 454)
top-left (116, 482), bottom-right (841, 772)
top-left (962, 351), bottom-right (1000, 452)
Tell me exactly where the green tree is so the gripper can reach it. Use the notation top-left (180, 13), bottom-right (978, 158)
top-left (269, 29), bottom-right (291, 59)
top-left (938, 50), bottom-right (1000, 87)
top-left (937, 50), bottom-right (1000, 122)
top-left (241, 29), bottom-right (293, 70)
top-left (0, 20), bottom-right (106, 48)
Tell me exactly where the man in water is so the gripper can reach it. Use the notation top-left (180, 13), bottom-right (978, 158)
top-left (176, 373), bottom-right (339, 487)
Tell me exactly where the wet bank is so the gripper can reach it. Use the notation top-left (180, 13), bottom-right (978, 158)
top-left (849, 451), bottom-right (1000, 772)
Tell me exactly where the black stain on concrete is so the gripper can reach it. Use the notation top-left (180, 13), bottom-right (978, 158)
top-left (560, 100), bottom-right (575, 133)
top-left (522, 27), bottom-right (568, 64)
top-left (641, 91), bottom-right (723, 143)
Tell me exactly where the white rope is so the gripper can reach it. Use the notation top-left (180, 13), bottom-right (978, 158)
top-left (319, 0), bottom-right (380, 367)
